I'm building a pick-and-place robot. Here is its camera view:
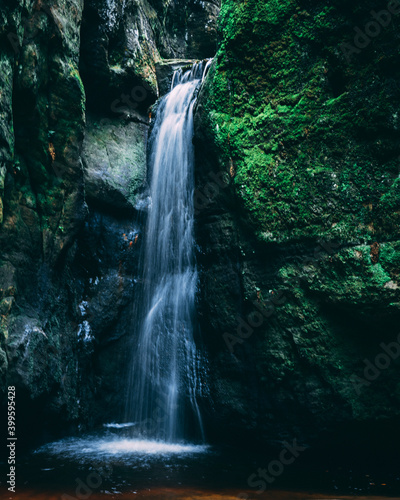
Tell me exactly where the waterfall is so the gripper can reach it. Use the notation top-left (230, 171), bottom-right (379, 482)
top-left (126, 62), bottom-right (210, 444)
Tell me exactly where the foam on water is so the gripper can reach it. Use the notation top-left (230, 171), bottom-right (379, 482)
top-left (103, 422), bottom-right (136, 429)
top-left (36, 436), bottom-right (209, 460)
top-left (97, 439), bottom-right (208, 455)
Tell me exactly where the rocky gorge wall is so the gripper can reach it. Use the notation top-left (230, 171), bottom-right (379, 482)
top-left (0, 0), bottom-right (219, 444)
top-left (2, 0), bottom-right (400, 455)
top-left (194, 0), bottom-right (400, 451)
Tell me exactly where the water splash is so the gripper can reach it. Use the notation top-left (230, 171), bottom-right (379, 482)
top-left (36, 436), bottom-right (208, 458)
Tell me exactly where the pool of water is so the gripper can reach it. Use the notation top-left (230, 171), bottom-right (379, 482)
top-left (1, 429), bottom-right (399, 499)
top-left (0, 490), bottom-right (399, 500)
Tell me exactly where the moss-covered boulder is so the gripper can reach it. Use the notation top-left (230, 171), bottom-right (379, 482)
top-left (195, 0), bottom-right (400, 449)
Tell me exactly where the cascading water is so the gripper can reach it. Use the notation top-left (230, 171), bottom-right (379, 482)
top-left (126, 62), bottom-right (211, 444)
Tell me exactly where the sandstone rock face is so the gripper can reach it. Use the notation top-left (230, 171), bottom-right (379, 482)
top-left (80, 0), bottom-right (160, 113)
top-left (147, 0), bottom-right (220, 59)
top-left (0, 0), bottom-right (88, 436)
top-left (82, 114), bottom-right (148, 210)
top-left (155, 59), bottom-right (197, 96)
top-left (79, 0), bottom-right (219, 113)
top-left (194, 1), bottom-right (400, 450)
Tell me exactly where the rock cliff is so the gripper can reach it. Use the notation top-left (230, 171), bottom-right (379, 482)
top-left (2, 0), bottom-right (400, 454)
top-left (194, 0), bottom-right (400, 450)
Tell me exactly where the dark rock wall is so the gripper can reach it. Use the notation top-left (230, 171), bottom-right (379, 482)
top-left (0, 0), bottom-right (88, 442)
top-left (194, 0), bottom-right (400, 450)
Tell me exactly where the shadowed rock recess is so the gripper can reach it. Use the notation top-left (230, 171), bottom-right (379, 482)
top-left (0, 0), bottom-right (399, 455)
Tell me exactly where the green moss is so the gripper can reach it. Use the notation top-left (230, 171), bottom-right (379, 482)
top-left (201, 0), bottom-right (400, 244)
top-left (69, 64), bottom-right (86, 102)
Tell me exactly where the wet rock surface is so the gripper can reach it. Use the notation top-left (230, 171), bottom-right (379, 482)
top-left (83, 113), bottom-right (148, 211)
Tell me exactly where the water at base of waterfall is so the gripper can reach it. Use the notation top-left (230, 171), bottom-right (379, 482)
top-left (36, 433), bottom-right (208, 458)
top-left (3, 433), bottom-right (399, 498)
